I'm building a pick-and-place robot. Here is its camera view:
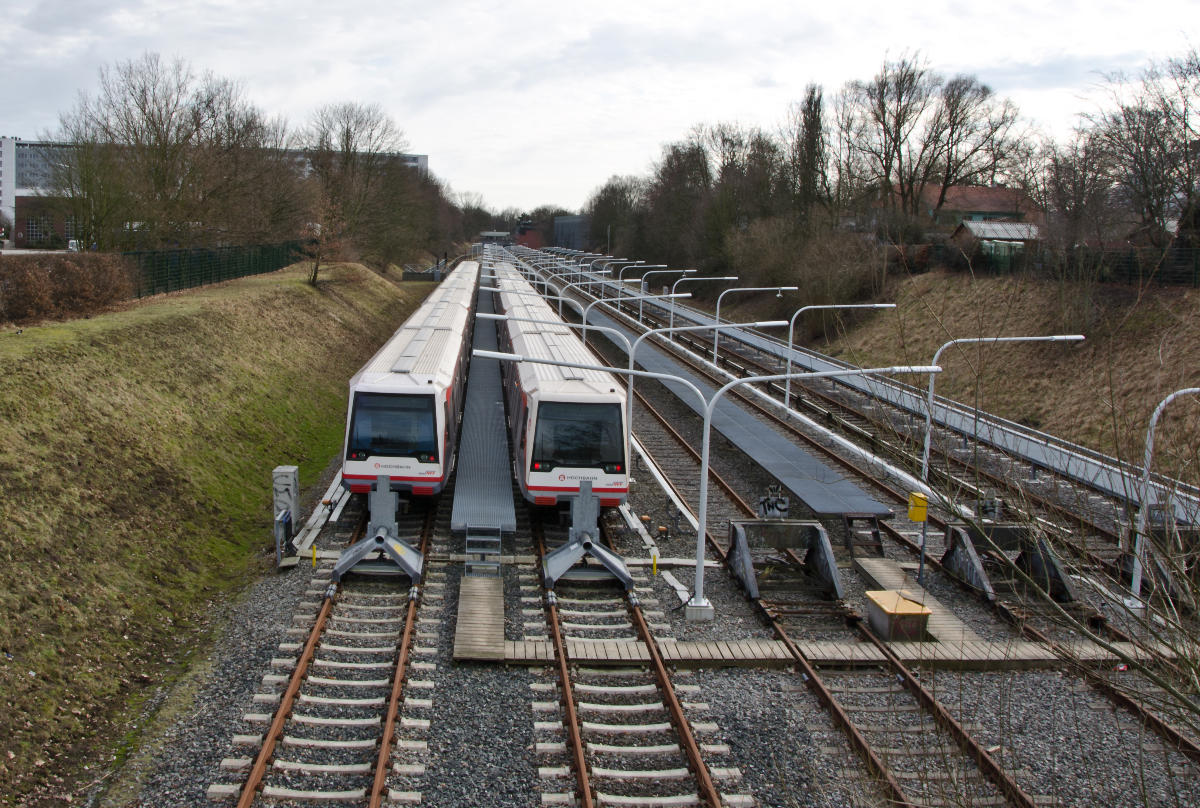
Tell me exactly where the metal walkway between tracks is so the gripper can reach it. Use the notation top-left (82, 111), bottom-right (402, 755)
top-left (585, 309), bottom-right (892, 519)
top-left (449, 286), bottom-right (517, 535)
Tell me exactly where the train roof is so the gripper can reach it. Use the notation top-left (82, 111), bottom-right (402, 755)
top-left (350, 261), bottom-right (479, 393)
top-left (490, 262), bottom-right (623, 401)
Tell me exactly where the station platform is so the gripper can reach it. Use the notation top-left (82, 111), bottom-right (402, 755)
top-left (585, 309), bottom-right (892, 519)
top-left (449, 284), bottom-right (516, 534)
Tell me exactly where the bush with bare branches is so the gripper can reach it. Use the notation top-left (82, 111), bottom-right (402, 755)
top-left (0, 254), bottom-right (137, 324)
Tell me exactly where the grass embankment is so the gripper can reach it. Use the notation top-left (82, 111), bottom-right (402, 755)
top-left (804, 270), bottom-right (1200, 484)
top-left (0, 263), bottom-right (430, 802)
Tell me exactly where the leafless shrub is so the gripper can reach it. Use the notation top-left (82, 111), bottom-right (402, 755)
top-left (0, 254), bottom-right (136, 323)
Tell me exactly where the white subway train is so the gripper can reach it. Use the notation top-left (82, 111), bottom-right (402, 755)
top-left (341, 261), bottom-right (479, 496)
top-left (490, 262), bottom-right (629, 508)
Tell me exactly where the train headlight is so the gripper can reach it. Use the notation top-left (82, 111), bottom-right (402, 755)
top-left (603, 463), bottom-right (623, 474)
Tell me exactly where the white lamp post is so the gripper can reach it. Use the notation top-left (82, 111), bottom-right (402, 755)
top-left (580, 292), bottom-right (691, 342)
top-left (624, 320), bottom-right (788, 457)
top-left (783, 303), bottom-right (896, 409)
top-left (688, 365), bottom-right (940, 618)
top-left (1129, 387), bottom-right (1200, 603)
top-left (917, 334), bottom-right (1085, 583)
top-left (474, 348), bottom-right (936, 621)
top-left (670, 275), bottom-right (738, 334)
top-left (712, 286), bottom-right (798, 365)
top-left (480, 284), bottom-right (586, 321)
top-left (549, 272), bottom-right (612, 316)
top-left (637, 269), bottom-right (695, 322)
top-left (593, 260), bottom-right (642, 298)
top-left (616, 264), bottom-right (666, 303)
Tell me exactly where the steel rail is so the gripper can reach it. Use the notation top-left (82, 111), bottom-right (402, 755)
top-left (637, 319), bottom-right (1141, 616)
top-left (234, 511), bottom-right (370, 806)
top-left (626, 597), bottom-right (723, 808)
top-left (535, 527), bottom-right (595, 808)
top-left (769, 621), bottom-right (916, 807)
top-left (633, 352), bottom-right (1008, 806)
top-left (632, 382), bottom-right (914, 806)
top-left (368, 510), bottom-right (434, 808)
top-left (236, 589), bottom-right (336, 808)
top-left (670, 312), bottom-right (1132, 560)
top-left (1022, 624), bottom-right (1200, 765)
top-left (856, 624), bottom-right (1041, 808)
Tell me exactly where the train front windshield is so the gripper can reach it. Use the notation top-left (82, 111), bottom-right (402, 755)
top-left (531, 402), bottom-right (624, 472)
top-left (347, 392), bottom-right (438, 461)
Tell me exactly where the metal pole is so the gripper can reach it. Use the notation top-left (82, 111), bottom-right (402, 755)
top-left (687, 365), bottom-right (941, 619)
top-left (917, 334), bottom-right (1084, 584)
top-left (670, 275), bottom-right (737, 335)
top-left (616, 264), bottom-right (665, 305)
top-left (581, 292), bottom-right (689, 342)
top-left (1130, 387), bottom-right (1200, 602)
top-left (637, 269), bottom-right (693, 323)
top-left (712, 286), bottom-right (798, 365)
top-left (784, 303), bottom-right (896, 410)
top-left (625, 320), bottom-right (788, 463)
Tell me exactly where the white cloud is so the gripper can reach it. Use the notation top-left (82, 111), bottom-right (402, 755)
top-left (3, 0), bottom-right (1196, 210)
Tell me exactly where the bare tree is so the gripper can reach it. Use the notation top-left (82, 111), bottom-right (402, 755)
top-left (51, 53), bottom-right (302, 249)
top-left (926, 75), bottom-right (1020, 215)
top-left (1044, 130), bottom-right (1120, 250)
top-left (642, 138), bottom-right (712, 268)
top-left (585, 175), bottom-right (645, 254)
top-left (304, 102), bottom-right (407, 244)
top-left (847, 53), bottom-right (944, 220)
top-left (782, 84), bottom-right (830, 232)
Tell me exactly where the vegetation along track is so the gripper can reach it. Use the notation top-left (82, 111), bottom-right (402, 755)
top-left (607, 291), bottom-right (1200, 780)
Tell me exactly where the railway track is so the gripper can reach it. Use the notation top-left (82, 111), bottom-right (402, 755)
top-left (640, 301), bottom-right (1136, 576)
top-left (531, 519), bottom-right (753, 808)
top-left (607, 348), bottom-right (1048, 807)
top-left (208, 499), bottom-right (437, 806)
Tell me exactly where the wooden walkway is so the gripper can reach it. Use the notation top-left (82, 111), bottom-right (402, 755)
top-left (452, 575), bottom-right (505, 660)
top-left (452, 556), bottom-right (1162, 670)
top-left (854, 556), bottom-right (984, 644)
top-left (501, 637), bottom-right (1137, 669)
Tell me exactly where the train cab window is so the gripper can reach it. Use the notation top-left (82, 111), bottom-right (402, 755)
top-left (531, 402), bottom-right (624, 472)
top-left (347, 393), bottom-right (438, 461)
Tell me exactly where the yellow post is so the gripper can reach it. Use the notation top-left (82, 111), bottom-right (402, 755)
top-left (652, 550), bottom-right (658, 576)
top-left (312, 544), bottom-right (317, 569)
top-left (908, 492), bottom-right (928, 522)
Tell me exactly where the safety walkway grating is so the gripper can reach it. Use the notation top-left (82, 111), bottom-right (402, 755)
top-left (586, 308), bottom-right (892, 519)
top-left (450, 285), bottom-right (517, 534)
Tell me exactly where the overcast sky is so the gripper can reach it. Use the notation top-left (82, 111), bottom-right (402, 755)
top-left (3, 1), bottom-right (1193, 212)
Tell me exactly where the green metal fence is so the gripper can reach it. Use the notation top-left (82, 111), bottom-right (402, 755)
top-left (124, 241), bottom-right (304, 298)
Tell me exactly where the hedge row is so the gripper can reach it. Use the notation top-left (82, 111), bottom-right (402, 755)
top-left (0, 254), bottom-right (137, 324)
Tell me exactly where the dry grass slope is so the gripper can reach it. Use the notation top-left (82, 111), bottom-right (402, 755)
top-left (0, 263), bottom-right (430, 802)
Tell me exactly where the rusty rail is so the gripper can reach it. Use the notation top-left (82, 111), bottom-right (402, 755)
top-left (368, 510), bottom-right (433, 807)
top-left (771, 621), bottom-right (916, 807)
top-left (236, 586), bottom-right (336, 808)
top-left (857, 623), bottom-right (1041, 808)
top-left (536, 529), bottom-right (595, 808)
top-left (1022, 624), bottom-right (1200, 765)
top-left (627, 597), bottom-right (724, 808)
